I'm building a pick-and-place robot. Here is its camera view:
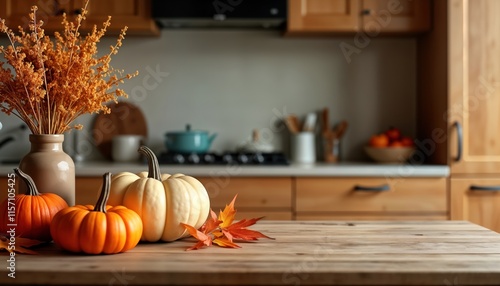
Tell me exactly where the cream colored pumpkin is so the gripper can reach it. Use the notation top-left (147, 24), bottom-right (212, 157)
top-left (107, 146), bottom-right (210, 242)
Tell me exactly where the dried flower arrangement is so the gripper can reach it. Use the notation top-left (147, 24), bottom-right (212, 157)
top-left (0, 1), bottom-right (137, 134)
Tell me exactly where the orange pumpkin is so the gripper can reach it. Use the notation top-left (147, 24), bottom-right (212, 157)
top-left (0, 168), bottom-right (68, 241)
top-left (50, 172), bottom-right (143, 254)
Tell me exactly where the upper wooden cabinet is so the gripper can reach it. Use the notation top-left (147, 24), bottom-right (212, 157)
top-left (447, 0), bottom-right (500, 174)
top-left (288, 0), bottom-right (360, 33)
top-left (287, 0), bottom-right (431, 34)
top-left (74, 0), bottom-right (159, 36)
top-left (0, 0), bottom-right (71, 32)
top-left (418, 0), bottom-right (500, 232)
top-left (0, 0), bottom-right (159, 36)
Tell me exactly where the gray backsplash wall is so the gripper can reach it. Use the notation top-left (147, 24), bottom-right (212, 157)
top-left (0, 29), bottom-right (416, 162)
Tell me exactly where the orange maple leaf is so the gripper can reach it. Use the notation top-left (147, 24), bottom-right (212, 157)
top-left (218, 194), bottom-right (237, 229)
top-left (213, 237), bottom-right (240, 248)
top-left (0, 235), bottom-right (43, 255)
top-left (181, 210), bottom-right (222, 251)
top-left (224, 217), bottom-right (274, 241)
top-left (181, 223), bottom-right (212, 250)
top-left (181, 194), bottom-right (273, 250)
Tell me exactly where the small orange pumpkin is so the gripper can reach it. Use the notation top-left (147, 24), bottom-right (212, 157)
top-left (0, 168), bottom-right (68, 241)
top-left (50, 172), bottom-right (143, 254)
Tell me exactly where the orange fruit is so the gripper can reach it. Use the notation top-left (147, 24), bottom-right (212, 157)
top-left (369, 134), bottom-right (389, 147)
top-left (389, 140), bottom-right (404, 147)
top-left (385, 127), bottom-right (401, 142)
top-left (400, 136), bottom-right (414, 147)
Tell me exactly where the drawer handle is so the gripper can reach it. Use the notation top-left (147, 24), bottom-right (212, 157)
top-left (470, 185), bottom-right (500, 192)
top-left (453, 121), bottom-right (463, 162)
top-left (354, 184), bottom-right (390, 192)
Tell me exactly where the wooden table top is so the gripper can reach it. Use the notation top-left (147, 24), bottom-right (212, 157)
top-left (1, 220), bottom-right (500, 286)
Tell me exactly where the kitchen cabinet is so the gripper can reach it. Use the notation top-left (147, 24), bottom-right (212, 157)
top-left (287, 0), bottom-right (431, 34)
top-left (73, 0), bottom-right (159, 36)
top-left (0, 0), bottom-right (71, 32)
top-left (72, 176), bottom-right (294, 220)
top-left (75, 177), bottom-right (101, 205)
top-left (451, 178), bottom-right (500, 233)
top-left (197, 177), bottom-right (293, 220)
top-left (446, 0), bottom-right (500, 175)
top-left (418, 0), bottom-right (500, 232)
top-left (295, 177), bottom-right (448, 220)
top-left (0, 0), bottom-right (159, 36)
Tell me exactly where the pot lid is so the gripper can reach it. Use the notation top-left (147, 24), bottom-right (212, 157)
top-left (165, 124), bottom-right (209, 135)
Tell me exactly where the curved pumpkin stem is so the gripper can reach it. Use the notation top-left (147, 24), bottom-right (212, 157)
top-left (94, 172), bottom-right (112, 213)
top-left (14, 168), bottom-right (41, 196)
top-left (138, 145), bottom-right (162, 181)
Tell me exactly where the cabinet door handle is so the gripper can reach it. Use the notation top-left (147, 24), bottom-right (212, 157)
top-left (453, 121), bottom-right (463, 162)
top-left (361, 9), bottom-right (372, 16)
top-left (354, 184), bottom-right (390, 192)
top-left (470, 185), bottom-right (500, 192)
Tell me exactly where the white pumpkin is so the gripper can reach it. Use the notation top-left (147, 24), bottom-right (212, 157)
top-left (107, 146), bottom-right (210, 242)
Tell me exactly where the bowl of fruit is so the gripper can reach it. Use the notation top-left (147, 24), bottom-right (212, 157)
top-left (365, 127), bottom-right (415, 163)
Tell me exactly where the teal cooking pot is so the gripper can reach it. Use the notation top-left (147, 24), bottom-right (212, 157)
top-left (165, 124), bottom-right (217, 153)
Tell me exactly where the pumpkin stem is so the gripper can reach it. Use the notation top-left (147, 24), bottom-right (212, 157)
top-left (138, 145), bottom-right (162, 181)
top-left (14, 168), bottom-right (41, 196)
top-left (94, 172), bottom-right (112, 213)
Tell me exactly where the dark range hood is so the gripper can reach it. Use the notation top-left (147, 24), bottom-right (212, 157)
top-left (151, 0), bottom-right (287, 29)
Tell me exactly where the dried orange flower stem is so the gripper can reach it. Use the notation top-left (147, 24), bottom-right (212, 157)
top-left (0, 0), bottom-right (137, 134)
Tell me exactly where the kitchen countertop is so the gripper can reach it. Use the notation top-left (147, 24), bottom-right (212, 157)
top-left (1, 220), bottom-right (499, 285)
top-left (0, 161), bottom-right (450, 177)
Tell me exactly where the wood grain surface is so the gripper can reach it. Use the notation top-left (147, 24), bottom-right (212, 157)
top-left (1, 221), bottom-right (500, 285)
top-left (92, 102), bottom-right (148, 160)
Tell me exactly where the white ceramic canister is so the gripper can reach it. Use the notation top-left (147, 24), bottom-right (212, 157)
top-left (112, 135), bottom-right (144, 162)
top-left (290, 132), bottom-right (316, 164)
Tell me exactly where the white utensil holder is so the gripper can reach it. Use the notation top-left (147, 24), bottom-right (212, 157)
top-left (291, 132), bottom-right (316, 164)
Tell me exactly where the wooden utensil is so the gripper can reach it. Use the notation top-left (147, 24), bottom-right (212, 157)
top-left (285, 114), bottom-right (300, 134)
top-left (334, 120), bottom-right (348, 139)
top-left (92, 101), bottom-right (148, 160)
top-left (324, 120), bottom-right (348, 163)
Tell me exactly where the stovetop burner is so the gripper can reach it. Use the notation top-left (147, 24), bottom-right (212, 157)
top-left (158, 152), bottom-right (289, 165)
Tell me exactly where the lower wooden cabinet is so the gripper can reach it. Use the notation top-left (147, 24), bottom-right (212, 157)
top-left (74, 176), bottom-right (294, 220)
top-left (197, 177), bottom-right (293, 220)
top-left (295, 177), bottom-right (448, 220)
top-left (0, 174), bottom-right (460, 225)
top-left (451, 178), bottom-right (500, 233)
top-left (75, 177), bottom-right (103, 205)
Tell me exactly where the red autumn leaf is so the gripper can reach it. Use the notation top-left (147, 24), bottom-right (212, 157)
top-left (225, 217), bottom-right (274, 241)
top-left (200, 210), bottom-right (222, 234)
top-left (0, 235), bottom-right (43, 255)
top-left (186, 241), bottom-right (209, 251)
top-left (213, 237), bottom-right (240, 248)
top-left (181, 194), bottom-right (273, 250)
top-left (180, 223), bottom-right (212, 250)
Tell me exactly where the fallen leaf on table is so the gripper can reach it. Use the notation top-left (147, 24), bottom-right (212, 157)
top-left (0, 235), bottom-right (43, 255)
top-left (213, 237), bottom-right (240, 248)
top-left (181, 209), bottom-right (222, 251)
top-left (218, 194), bottom-right (237, 228)
top-left (182, 194), bottom-right (274, 251)
top-left (224, 217), bottom-right (273, 241)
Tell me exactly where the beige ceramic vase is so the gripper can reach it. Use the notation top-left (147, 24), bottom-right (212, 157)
top-left (19, 134), bottom-right (75, 206)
